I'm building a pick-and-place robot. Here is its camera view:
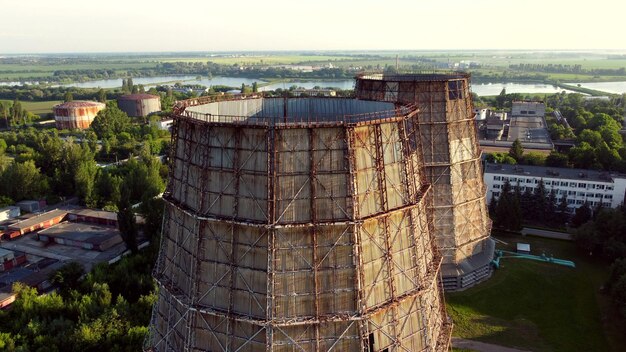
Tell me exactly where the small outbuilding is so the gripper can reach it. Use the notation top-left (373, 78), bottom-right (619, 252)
top-left (517, 243), bottom-right (531, 254)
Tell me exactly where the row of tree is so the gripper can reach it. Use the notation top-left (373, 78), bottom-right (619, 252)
top-left (488, 178), bottom-right (587, 231)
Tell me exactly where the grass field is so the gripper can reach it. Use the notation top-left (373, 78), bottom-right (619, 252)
top-left (0, 100), bottom-right (61, 116)
top-left (446, 234), bottom-right (625, 352)
top-left (0, 61), bottom-right (158, 80)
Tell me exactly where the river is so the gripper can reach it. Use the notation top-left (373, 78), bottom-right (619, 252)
top-left (54, 75), bottom-right (264, 89)
top-left (4, 75), bottom-right (624, 96)
top-left (570, 81), bottom-right (626, 94)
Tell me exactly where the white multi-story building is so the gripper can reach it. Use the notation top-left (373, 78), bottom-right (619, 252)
top-left (484, 162), bottom-right (626, 210)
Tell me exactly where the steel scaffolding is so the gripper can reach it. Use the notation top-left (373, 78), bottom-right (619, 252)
top-left (145, 97), bottom-right (451, 351)
top-left (355, 73), bottom-right (494, 291)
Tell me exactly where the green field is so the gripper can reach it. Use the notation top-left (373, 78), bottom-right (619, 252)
top-left (1, 51), bottom-right (625, 85)
top-left (161, 55), bottom-right (358, 65)
top-left (0, 61), bottom-right (158, 80)
top-left (446, 234), bottom-right (625, 352)
top-left (0, 100), bottom-right (61, 116)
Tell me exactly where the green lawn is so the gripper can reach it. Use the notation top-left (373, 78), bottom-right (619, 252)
top-left (446, 234), bottom-right (624, 352)
top-left (0, 100), bottom-right (61, 117)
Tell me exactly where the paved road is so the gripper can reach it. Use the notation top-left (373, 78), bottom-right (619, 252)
top-left (452, 337), bottom-right (532, 352)
top-left (521, 227), bottom-right (573, 241)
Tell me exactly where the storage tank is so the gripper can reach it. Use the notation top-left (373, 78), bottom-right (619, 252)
top-left (53, 101), bottom-right (105, 130)
top-left (355, 73), bottom-right (494, 291)
top-left (117, 93), bottom-right (161, 117)
top-left (145, 96), bottom-right (451, 351)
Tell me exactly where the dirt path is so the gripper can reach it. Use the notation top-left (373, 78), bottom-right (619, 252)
top-left (452, 337), bottom-right (532, 352)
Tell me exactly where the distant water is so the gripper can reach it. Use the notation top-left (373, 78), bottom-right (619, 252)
top-left (54, 75), bottom-right (264, 89)
top-left (570, 81), bottom-right (626, 94)
top-left (5, 76), bottom-right (620, 96)
top-left (259, 80), bottom-right (355, 91)
top-left (470, 82), bottom-right (579, 96)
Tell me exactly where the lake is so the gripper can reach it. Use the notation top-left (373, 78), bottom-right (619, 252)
top-left (570, 81), bottom-right (626, 94)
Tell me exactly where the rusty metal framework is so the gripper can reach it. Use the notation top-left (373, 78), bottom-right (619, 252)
top-left (145, 97), bottom-right (451, 351)
top-left (355, 73), bottom-right (494, 291)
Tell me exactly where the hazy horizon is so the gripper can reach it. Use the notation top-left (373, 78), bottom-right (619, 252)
top-left (3, 0), bottom-right (626, 54)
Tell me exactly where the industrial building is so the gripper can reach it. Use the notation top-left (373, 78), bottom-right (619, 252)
top-left (511, 100), bottom-right (546, 118)
top-left (16, 199), bottom-right (45, 213)
top-left (118, 93), bottom-right (161, 117)
top-left (53, 101), bottom-right (106, 130)
top-left (38, 222), bottom-right (122, 251)
top-left (354, 73), bottom-right (494, 291)
top-left (146, 96), bottom-right (451, 351)
top-left (2, 208), bottom-right (68, 240)
top-left (484, 162), bottom-right (626, 210)
top-left (0, 248), bottom-right (27, 272)
top-left (1, 207), bottom-right (119, 240)
top-left (0, 206), bottom-right (20, 222)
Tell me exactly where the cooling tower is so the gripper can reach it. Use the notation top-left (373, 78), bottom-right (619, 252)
top-left (355, 73), bottom-right (494, 290)
top-left (146, 97), bottom-right (451, 351)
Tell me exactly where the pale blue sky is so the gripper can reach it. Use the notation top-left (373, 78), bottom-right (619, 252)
top-left (2, 0), bottom-right (625, 53)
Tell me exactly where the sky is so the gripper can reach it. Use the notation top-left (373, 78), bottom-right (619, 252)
top-left (3, 0), bottom-right (626, 53)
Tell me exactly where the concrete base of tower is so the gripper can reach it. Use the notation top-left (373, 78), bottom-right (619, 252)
top-left (440, 237), bottom-right (496, 291)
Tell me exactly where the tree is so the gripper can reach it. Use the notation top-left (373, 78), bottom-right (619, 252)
top-left (508, 138), bottom-right (524, 162)
top-left (494, 180), bottom-right (522, 231)
top-left (488, 196), bottom-right (498, 217)
top-left (252, 81), bottom-right (258, 93)
top-left (0, 102), bottom-right (9, 129)
top-left (519, 186), bottom-right (534, 221)
top-left (610, 274), bottom-right (626, 318)
top-left (574, 222), bottom-right (599, 254)
top-left (546, 189), bottom-right (558, 225)
top-left (64, 91), bottom-right (73, 102)
top-left (531, 179), bottom-right (548, 223)
top-left (0, 160), bottom-right (49, 201)
top-left (97, 89), bottom-right (107, 103)
top-left (495, 88), bottom-right (507, 109)
top-left (571, 202), bottom-right (592, 227)
top-left (50, 261), bottom-right (85, 299)
top-left (90, 103), bottom-right (131, 139)
top-left (569, 142), bottom-right (598, 169)
top-left (523, 152), bottom-right (546, 166)
top-left (557, 194), bottom-right (570, 226)
top-left (140, 197), bottom-right (164, 241)
top-left (117, 188), bottom-right (138, 254)
top-left (546, 151), bottom-right (569, 167)
top-left (74, 157), bottom-right (98, 206)
top-left (607, 259), bottom-right (626, 291)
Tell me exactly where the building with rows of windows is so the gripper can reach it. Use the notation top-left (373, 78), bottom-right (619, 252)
top-left (484, 162), bottom-right (626, 210)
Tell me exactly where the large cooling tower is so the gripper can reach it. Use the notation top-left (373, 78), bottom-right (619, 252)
top-left (355, 73), bottom-right (494, 290)
top-left (146, 97), bottom-right (451, 351)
